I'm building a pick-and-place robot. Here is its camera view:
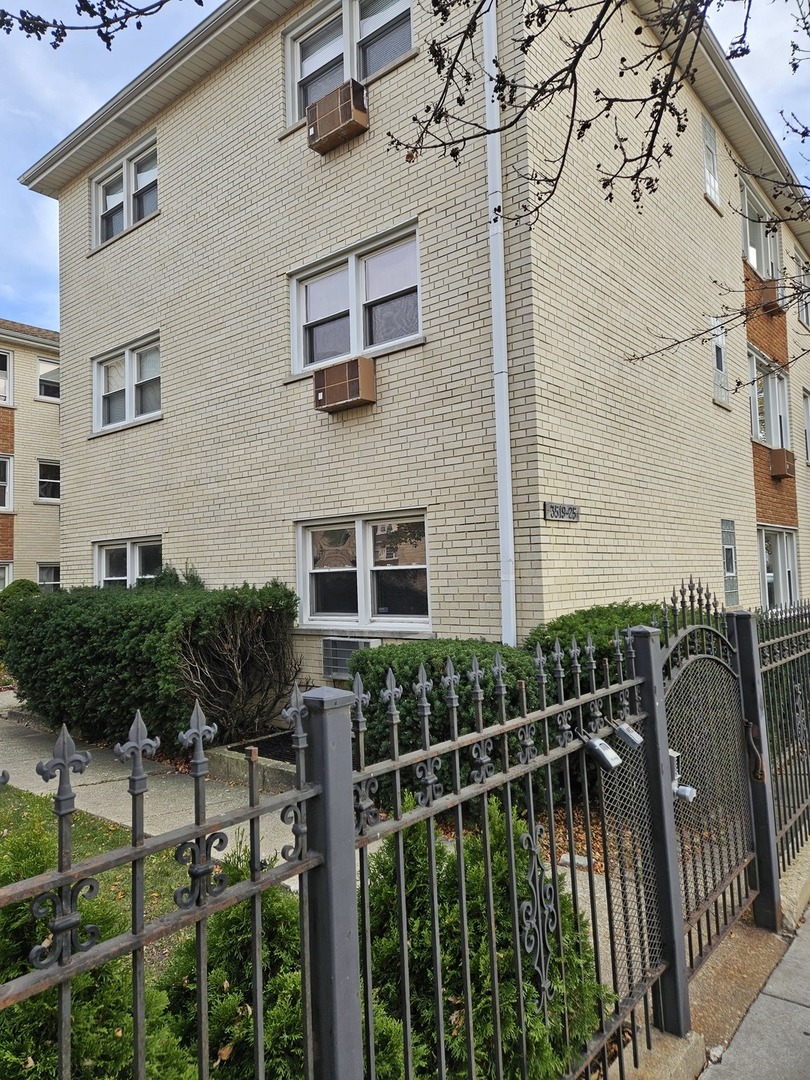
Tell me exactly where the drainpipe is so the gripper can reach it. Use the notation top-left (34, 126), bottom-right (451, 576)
top-left (482, 0), bottom-right (517, 646)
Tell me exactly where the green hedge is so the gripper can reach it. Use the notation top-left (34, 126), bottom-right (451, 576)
top-left (1, 579), bottom-right (299, 747)
top-left (524, 601), bottom-right (661, 677)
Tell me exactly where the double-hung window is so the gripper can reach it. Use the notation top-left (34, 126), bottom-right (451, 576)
top-left (94, 139), bottom-right (158, 246)
top-left (289, 0), bottom-right (412, 122)
top-left (750, 349), bottom-right (789, 448)
top-left (96, 539), bottom-right (162, 588)
top-left (93, 336), bottom-right (161, 431)
top-left (296, 232), bottom-right (419, 368)
top-left (795, 248), bottom-right (810, 327)
top-left (38, 359), bottom-right (60, 400)
top-left (301, 514), bottom-right (429, 626)
top-left (710, 317), bottom-right (728, 405)
top-left (702, 117), bottom-right (720, 206)
top-left (740, 183), bottom-right (781, 280)
top-left (0, 457), bottom-right (11, 510)
top-left (759, 528), bottom-right (798, 608)
top-left (38, 565), bottom-right (60, 593)
top-left (0, 351), bottom-right (12, 405)
top-left (38, 461), bottom-right (60, 501)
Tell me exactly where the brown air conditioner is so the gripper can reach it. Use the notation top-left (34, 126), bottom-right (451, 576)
top-left (761, 279), bottom-right (785, 316)
top-left (313, 356), bottom-right (376, 413)
top-left (770, 447), bottom-right (795, 479)
top-left (307, 80), bottom-right (368, 154)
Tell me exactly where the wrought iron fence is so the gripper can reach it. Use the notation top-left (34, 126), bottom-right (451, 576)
top-left (757, 601), bottom-right (810, 873)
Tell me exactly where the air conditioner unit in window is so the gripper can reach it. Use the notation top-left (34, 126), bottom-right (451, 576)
top-left (307, 80), bottom-right (369, 154)
top-left (322, 637), bottom-right (381, 681)
top-left (770, 447), bottom-right (795, 479)
top-left (313, 356), bottom-right (376, 413)
top-left (761, 279), bottom-right (785, 316)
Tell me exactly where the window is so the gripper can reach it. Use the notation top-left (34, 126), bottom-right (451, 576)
top-left (295, 232), bottom-right (419, 369)
top-left (740, 183), bottom-right (781, 280)
top-left (0, 350), bottom-right (12, 405)
top-left (804, 392), bottom-right (810, 464)
top-left (0, 457), bottom-right (12, 510)
top-left (795, 249), bottom-right (810, 327)
top-left (702, 117), bottom-right (720, 206)
top-left (93, 336), bottom-right (161, 431)
top-left (300, 514), bottom-right (428, 626)
top-left (38, 359), bottom-right (60, 400)
top-left (710, 317), bottom-right (728, 404)
top-left (759, 528), bottom-right (798, 608)
top-left (721, 519), bottom-right (739, 606)
top-left (94, 139), bottom-right (158, 245)
top-left (38, 565), bottom-right (60, 593)
top-left (37, 461), bottom-right (60, 501)
top-left (0, 565), bottom-right (11, 591)
top-left (749, 350), bottom-right (789, 448)
top-left (289, 0), bottom-right (411, 121)
top-left (96, 539), bottom-right (162, 588)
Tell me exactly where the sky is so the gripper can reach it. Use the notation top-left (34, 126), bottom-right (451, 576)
top-left (1, 0), bottom-right (809, 332)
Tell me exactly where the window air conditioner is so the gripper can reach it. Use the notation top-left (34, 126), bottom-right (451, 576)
top-left (770, 447), bottom-right (795, 479)
top-left (313, 356), bottom-right (376, 413)
top-left (307, 80), bottom-right (369, 154)
top-left (322, 637), bottom-right (380, 681)
top-left (761, 279), bottom-right (785, 316)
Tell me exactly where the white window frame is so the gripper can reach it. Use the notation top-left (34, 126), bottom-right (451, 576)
top-left (0, 456), bottom-right (13, 511)
top-left (38, 564), bottom-right (60, 592)
top-left (291, 226), bottom-right (421, 372)
top-left (758, 527), bottom-right (798, 609)
top-left (286, 0), bottom-right (412, 124)
top-left (37, 460), bottom-right (60, 502)
top-left (710, 317), bottom-right (729, 405)
top-left (740, 182), bottom-right (781, 280)
top-left (749, 348), bottom-right (790, 449)
top-left (804, 391), bottom-right (810, 465)
top-left (0, 349), bottom-right (13, 406)
top-left (94, 538), bottom-right (162, 588)
top-left (0, 564), bottom-right (12, 591)
top-left (298, 512), bottom-right (429, 630)
top-left (702, 116), bottom-right (720, 206)
top-left (92, 333), bottom-right (161, 433)
top-left (37, 357), bottom-right (60, 401)
top-left (795, 248), bottom-right (810, 327)
top-left (92, 135), bottom-right (158, 248)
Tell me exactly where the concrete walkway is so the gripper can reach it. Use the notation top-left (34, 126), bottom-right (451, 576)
top-left (0, 691), bottom-right (297, 860)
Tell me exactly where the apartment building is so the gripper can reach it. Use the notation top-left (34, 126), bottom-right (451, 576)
top-left (18, 0), bottom-right (810, 679)
top-left (0, 320), bottom-right (60, 591)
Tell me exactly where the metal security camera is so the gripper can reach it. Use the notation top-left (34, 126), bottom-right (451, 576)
top-left (577, 729), bottom-right (622, 771)
top-left (611, 721), bottom-right (644, 750)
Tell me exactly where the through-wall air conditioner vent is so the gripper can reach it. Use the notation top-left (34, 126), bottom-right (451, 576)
top-left (306, 79), bottom-right (368, 154)
top-left (322, 637), bottom-right (381, 681)
top-left (313, 356), bottom-right (376, 412)
top-left (761, 278), bottom-right (785, 316)
top-left (770, 447), bottom-right (795, 480)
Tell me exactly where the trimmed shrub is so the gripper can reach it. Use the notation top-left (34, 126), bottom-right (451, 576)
top-left (0, 803), bottom-right (196, 1080)
top-left (0, 579), bottom-right (41, 611)
top-left (1, 579), bottom-right (300, 746)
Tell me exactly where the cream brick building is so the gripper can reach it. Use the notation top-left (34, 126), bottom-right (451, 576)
top-left (19, 0), bottom-right (810, 678)
top-left (0, 320), bottom-right (60, 590)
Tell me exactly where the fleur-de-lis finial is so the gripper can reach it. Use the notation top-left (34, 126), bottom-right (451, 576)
top-left (114, 710), bottom-right (160, 795)
top-left (442, 657), bottom-right (459, 706)
top-left (177, 701), bottom-right (217, 777)
top-left (468, 654), bottom-right (483, 693)
top-left (413, 662), bottom-right (433, 704)
top-left (381, 668), bottom-right (402, 711)
top-left (36, 726), bottom-right (91, 815)
top-left (0, 769), bottom-right (8, 790)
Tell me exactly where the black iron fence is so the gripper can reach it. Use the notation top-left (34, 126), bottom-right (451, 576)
top-left (0, 592), bottom-right (788, 1079)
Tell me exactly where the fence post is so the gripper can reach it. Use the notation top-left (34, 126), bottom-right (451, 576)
top-left (631, 626), bottom-right (691, 1037)
top-left (725, 611), bottom-right (782, 931)
top-left (304, 686), bottom-right (364, 1078)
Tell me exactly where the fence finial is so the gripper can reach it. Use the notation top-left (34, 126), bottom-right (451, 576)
top-left (114, 710), bottom-right (160, 793)
top-left (36, 725), bottom-right (91, 815)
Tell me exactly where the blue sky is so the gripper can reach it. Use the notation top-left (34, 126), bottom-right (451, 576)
top-left (1, 1), bottom-right (808, 332)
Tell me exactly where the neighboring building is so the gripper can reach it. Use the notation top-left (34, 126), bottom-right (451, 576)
top-left (0, 320), bottom-right (60, 591)
top-left (17, 0), bottom-right (810, 680)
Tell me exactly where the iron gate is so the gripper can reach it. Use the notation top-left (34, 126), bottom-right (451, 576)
top-left (660, 582), bottom-right (757, 974)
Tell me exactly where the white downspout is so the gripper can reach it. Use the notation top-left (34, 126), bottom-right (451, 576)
top-left (482, 0), bottom-right (517, 646)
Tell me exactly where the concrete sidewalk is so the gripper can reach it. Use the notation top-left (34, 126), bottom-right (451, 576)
top-left (0, 691), bottom-right (296, 860)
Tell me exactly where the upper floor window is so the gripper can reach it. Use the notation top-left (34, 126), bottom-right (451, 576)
top-left (93, 336), bottom-right (161, 432)
top-left (38, 461), bottom-right (60, 501)
top-left (293, 231), bottom-right (420, 370)
top-left (94, 139), bottom-right (158, 246)
top-left (0, 457), bottom-right (11, 510)
top-left (795, 248), bottom-right (810, 327)
top-left (0, 351), bottom-right (12, 405)
top-left (740, 183), bottom-right (781, 280)
top-left (702, 116), bottom-right (720, 206)
top-left (288, 0), bottom-right (411, 122)
top-left (96, 538), bottom-right (162, 587)
top-left (710, 317), bottom-right (728, 405)
top-left (38, 358), bottom-right (60, 400)
top-left (749, 349), bottom-right (789, 448)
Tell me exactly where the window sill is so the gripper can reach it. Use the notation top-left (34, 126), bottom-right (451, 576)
top-left (87, 209), bottom-right (161, 257)
top-left (278, 48), bottom-right (420, 141)
top-left (285, 335), bottom-right (426, 384)
top-left (88, 413), bottom-right (163, 439)
top-left (35, 396), bottom-right (60, 404)
top-left (295, 624), bottom-right (434, 639)
top-left (712, 396), bottom-right (732, 412)
top-left (704, 192), bottom-right (723, 216)
top-left (35, 499), bottom-right (60, 505)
